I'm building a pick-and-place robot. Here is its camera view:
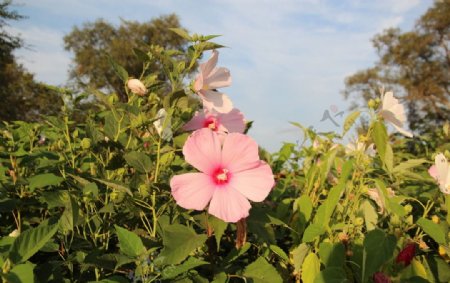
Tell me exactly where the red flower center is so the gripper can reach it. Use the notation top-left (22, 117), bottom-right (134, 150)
top-left (213, 167), bottom-right (230, 185)
top-left (203, 116), bottom-right (219, 131)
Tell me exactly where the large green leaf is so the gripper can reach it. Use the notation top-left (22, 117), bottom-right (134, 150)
top-left (372, 120), bottom-right (388, 161)
top-left (290, 243), bottom-right (310, 273)
top-left (156, 224), bottom-right (207, 265)
top-left (301, 252), bottom-right (320, 283)
top-left (302, 223), bottom-right (326, 243)
top-left (416, 218), bottom-right (446, 245)
top-left (318, 242), bottom-right (345, 267)
top-left (114, 225), bottom-right (146, 258)
top-left (124, 151), bottom-right (152, 174)
top-left (28, 173), bottom-right (64, 191)
top-left (243, 257), bottom-right (283, 283)
top-left (208, 215), bottom-right (227, 251)
top-left (314, 267), bottom-right (349, 283)
top-left (9, 219), bottom-right (59, 264)
top-left (5, 262), bottom-right (35, 283)
top-left (362, 229), bottom-right (396, 283)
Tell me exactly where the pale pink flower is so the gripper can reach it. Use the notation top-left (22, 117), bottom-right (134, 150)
top-left (182, 108), bottom-right (245, 140)
top-left (127, 78), bottom-right (147, 96)
top-left (430, 154), bottom-right (450, 194)
top-left (378, 91), bottom-right (413, 138)
top-left (170, 128), bottom-right (275, 222)
top-left (194, 50), bottom-right (233, 113)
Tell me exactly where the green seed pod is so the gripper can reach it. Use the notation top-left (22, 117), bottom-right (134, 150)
top-left (81, 138), bottom-right (91, 150)
top-left (355, 217), bottom-right (364, 226)
top-left (404, 204), bottom-right (413, 214)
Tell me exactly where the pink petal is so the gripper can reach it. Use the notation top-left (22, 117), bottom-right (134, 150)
top-left (222, 132), bottom-right (260, 173)
top-left (183, 128), bottom-right (221, 174)
top-left (205, 67), bottom-right (232, 89)
top-left (208, 186), bottom-right (251, 222)
top-left (200, 50), bottom-right (219, 77)
top-left (229, 161), bottom-right (274, 202)
top-left (171, 173), bottom-right (215, 210)
top-left (428, 165), bottom-right (438, 180)
top-left (182, 111), bottom-right (207, 131)
top-left (193, 72), bottom-right (204, 92)
top-left (219, 108), bottom-right (246, 134)
top-left (201, 90), bottom-right (233, 113)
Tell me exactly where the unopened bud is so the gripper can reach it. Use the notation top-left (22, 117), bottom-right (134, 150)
top-left (127, 79), bottom-right (147, 96)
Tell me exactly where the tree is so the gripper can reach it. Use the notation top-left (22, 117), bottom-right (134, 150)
top-left (0, 0), bottom-right (63, 122)
top-left (343, 0), bottom-right (450, 133)
top-left (64, 14), bottom-right (189, 102)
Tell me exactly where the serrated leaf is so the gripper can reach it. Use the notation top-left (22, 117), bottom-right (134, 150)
top-left (290, 243), bottom-right (310, 272)
top-left (156, 224), bottom-right (207, 265)
top-left (302, 223), bottom-right (326, 243)
top-left (9, 219), bottom-right (59, 264)
top-left (297, 195), bottom-right (313, 222)
top-left (124, 151), bottom-right (152, 174)
top-left (244, 257), bottom-right (283, 283)
top-left (393, 159), bottom-right (427, 174)
top-left (416, 218), bottom-right (446, 245)
top-left (342, 111), bottom-right (360, 136)
top-left (114, 225), bottom-right (146, 258)
top-left (28, 173), bottom-right (64, 191)
top-left (270, 245), bottom-right (289, 262)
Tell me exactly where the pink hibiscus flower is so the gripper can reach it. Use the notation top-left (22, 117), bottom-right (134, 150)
top-left (182, 108), bottom-right (246, 140)
top-left (170, 128), bottom-right (275, 222)
top-left (194, 50), bottom-right (233, 113)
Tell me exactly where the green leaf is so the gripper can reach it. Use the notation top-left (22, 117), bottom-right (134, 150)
top-left (108, 56), bottom-right (128, 82)
top-left (5, 262), bottom-right (35, 283)
top-left (114, 225), bottom-right (146, 258)
top-left (416, 218), bottom-right (446, 245)
top-left (243, 257), bottom-right (283, 283)
top-left (290, 243), bottom-right (310, 273)
top-left (297, 195), bottom-right (313, 223)
top-left (362, 229), bottom-right (396, 283)
top-left (208, 215), bottom-right (227, 251)
top-left (28, 173), bottom-right (64, 191)
top-left (169, 28), bottom-right (191, 40)
top-left (224, 242), bottom-right (251, 263)
top-left (104, 112), bottom-right (120, 140)
top-left (318, 242), bottom-right (345, 267)
top-left (385, 143), bottom-right (394, 172)
top-left (93, 178), bottom-right (132, 196)
top-left (342, 111), bottom-right (360, 137)
top-left (361, 200), bottom-right (378, 231)
top-left (392, 159), bottom-right (427, 174)
top-left (9, 219), bottom-right (59, 264)
top-left (372, 121), bottom-right (388, 161)
top-left (211, 272), bottom-right (228, 283)
top-left (92, 275), bottom-right (129, 283)
top-left (313, 267), bottom-right (349, 283)
top-left (60, 194), bottom-right (79, 234)
top-left (269, 245), bottom-right (289, 262)
top-left (161, 257), bottom-right (209, 279)
top-left (302, 223), bottom-right (326, 243)
top-left (156, 224), bottom-right (207, 265)
top-left (301, 252), bottom-right (320, 283)
top-left (124, 151), bottom-right (152, 174)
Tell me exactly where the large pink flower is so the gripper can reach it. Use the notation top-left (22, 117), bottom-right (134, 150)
top-left (170, 128), bottom-right (275, 222)
top-left (182, 108), bottom-right (246, 139)
top-left (194, 50), bottom-right (233, 113)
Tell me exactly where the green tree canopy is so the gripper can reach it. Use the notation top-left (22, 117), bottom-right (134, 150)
top-left (343, 0), bottom-right (449, 133)
top-left (0, 0), bottom-right (62, 122)
top-left (64, 14), bottom-right (189, 102)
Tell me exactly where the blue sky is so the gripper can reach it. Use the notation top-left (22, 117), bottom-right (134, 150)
top-left (8, 0), bottom-right (433, 152)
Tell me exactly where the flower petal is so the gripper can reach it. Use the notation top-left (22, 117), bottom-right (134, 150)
top-left (183, 128), bottom-right (221, 174)
top-left (200, 50), bottom-right (218, 77)
top-left (201, 90), bottom-right (233, 113)
top-left (171, 173), bottom-right (215, 210)
top-left (219, 108), bottom-right (246, 134)
top-left (230, 161), bottom-right (274, 202)
top-left (205, 67), bottom-right (232, 89)
top-left (182, 111), bottom-right (207, 131)
top-left (208, 187), bottom-right (251, 222)
top-left (222, 132), bottom-right (260, 173)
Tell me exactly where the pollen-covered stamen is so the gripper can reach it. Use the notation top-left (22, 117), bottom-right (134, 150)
top-left (203, 116), bottom-right (219, 131)
top-left (213, 167), bottom-right (230, 185)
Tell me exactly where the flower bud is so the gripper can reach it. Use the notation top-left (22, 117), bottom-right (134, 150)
top-left (396, 243), bottom-right (416, 266)
top-left (373, 272), bottom-right (392, 283)
top-left (127, 79), bottom-right (147, 96)
top-left (81, 138), bottom-right (91, 150)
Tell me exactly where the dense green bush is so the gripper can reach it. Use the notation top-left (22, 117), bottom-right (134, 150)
top-left (0, 30), bottom-right (449, 283)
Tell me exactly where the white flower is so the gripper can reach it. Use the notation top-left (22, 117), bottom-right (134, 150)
top-left (431, 153), bottom-right (450, 194)
top-left (378, 91), bottom-right (413, 137)
top-left (345, 138), bottom-right (376, 157)
top-left (127, 79), bottom-right (147, 96)
top-left (153, 109), bottom-right (172, 141)
top-left (367, 187), bottom-right (395, 214)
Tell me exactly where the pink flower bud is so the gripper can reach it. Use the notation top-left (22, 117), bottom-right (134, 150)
top-left (373, 272), bottom-right (392, 283)
top-left (396, 243), bottom-right (416, 266)
top-left (127, 79), bottom-right (147, 96)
